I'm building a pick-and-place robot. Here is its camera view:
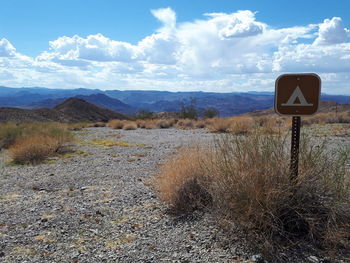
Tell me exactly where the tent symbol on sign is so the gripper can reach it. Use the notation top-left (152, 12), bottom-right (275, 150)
top-left (281, 86), bottom-right (313, 107)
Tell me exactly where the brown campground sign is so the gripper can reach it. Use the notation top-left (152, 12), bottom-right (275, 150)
top-left (275, 73), bottom-right (321, 116)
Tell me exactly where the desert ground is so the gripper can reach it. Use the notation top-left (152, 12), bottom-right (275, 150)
top-left (1, 125), bottom-right (349, 263)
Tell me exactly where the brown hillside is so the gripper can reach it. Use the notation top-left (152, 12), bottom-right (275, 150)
top-left (53, 98), bottom-right (131, 122)
top-left (0, 98), bottom-right (131, 123)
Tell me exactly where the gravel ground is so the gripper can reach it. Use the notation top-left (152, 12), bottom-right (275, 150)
top-left (0, 126), bottom-right (349, 263)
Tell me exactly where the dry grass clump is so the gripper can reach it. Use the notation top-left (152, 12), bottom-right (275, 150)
top-left (254, 116), bottom-right (288, 134)
top-left (154, 147), bottom-right (212, 214)
top-left (156, 119), bottom-right (171, 129)
top-left (176, 119), bottom-right (195, 129)
top-left (229, 116), bottom-right (255, 134)
top-left (108, 119), bottom-right (125, 129)
top-left (209, 134), bottom-right (350, 254)
top-left (2, 123), bottom-right (73, 164)
top-left (0, 123), bottom-right (23, 149)
top-left (144, 120), bottom-right (158, 129)
top-left (10, 136), bottom-right (59, 164)
top-left (122, 121), bottom-right (138, 130)
top-left (92, 122), bottom-right (106, 127)
top-left (208, 118), bottom-right (231, 133)
top-left (195, 120), bottom-right (206, 128)
top-left (136, 119), bottom-right (146, 128)
top-left (64, 122), bottom-right (91, 131)
top-left (155, 132), bottom-right (350, 259)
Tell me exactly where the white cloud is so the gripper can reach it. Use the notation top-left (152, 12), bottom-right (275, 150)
top-left (206, 10), bottom-right (265, 39)
top-left (0, 9), bottom-right (349, 94)
top-left (314, 17), bottom-right (350, 45)
top-left (151, 7), bottom-right (176, 30)
top-left (0, 38), bottom-right (16, 57)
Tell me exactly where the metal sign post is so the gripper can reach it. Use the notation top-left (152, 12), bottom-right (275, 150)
top-left (290, 116), bottom-right (301, 181)
top-left (275, 73), bottom-right (321, 182)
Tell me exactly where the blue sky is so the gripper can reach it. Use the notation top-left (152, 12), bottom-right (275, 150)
top-left (0, 0), bottom-right (350, 94)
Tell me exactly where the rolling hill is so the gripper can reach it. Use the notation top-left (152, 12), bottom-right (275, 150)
top-left (0, 98), bottom-right (130, 123)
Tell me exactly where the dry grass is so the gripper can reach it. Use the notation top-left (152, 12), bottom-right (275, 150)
top-left (144, 120), bottom-right (158, 129)
top-left (92, 122), bottom-right (106, 127)
top-left (0, 122), bottom-right (73, 164)
top-left (303, 112), bottom-right (350, 125)
top-left (155, 132), bottom-right (350, 259)
top-left (108, 119), bottom-right (125, 129)
top-left (9, 135), bottom-right (70, 164)
top-left (229, 116), bottom-right (255, 134)
top-left (154, 147), bottom-right (212, 214)
top-left (156, 119), bottom-right (171, 129)
top-left (176, 119), bottom-right (195, 129)
top-left (122, 121), bottom-right (137, 130)
top-left (136, 119), bottom-right (146, 128)
top-left (208, 118), bottom-right (231, 133)
top-left (0, 123), bottom-right (22, 149)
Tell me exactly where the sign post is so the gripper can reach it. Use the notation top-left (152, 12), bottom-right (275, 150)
top-left (275, 73), bottom-right (321, 182)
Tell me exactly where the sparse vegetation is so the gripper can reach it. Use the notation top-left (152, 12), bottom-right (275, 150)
top-left (0, 122), bottom-right (73, 164)
top-left (122, 121), bottom-right (137, 130)
top-left (154, 147), bottom-right (212, 214)
top-left (155, 131), bottom-right (350, 259)
top-left (108, 119), bottom-right (125, 129)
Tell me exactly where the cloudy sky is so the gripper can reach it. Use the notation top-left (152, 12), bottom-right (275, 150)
top-left (1, 0), bottom-right (350, 94)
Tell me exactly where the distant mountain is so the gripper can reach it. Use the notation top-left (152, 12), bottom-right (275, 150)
top-left (23, 93), bottom-right (137, 114)
top-left (0, 86), bottom-right (349, 117)
top-left (0, 98), bottom-right (130, 123)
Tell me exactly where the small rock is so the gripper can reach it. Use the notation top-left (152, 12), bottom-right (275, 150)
top-left (307, 256), bottom-right (319, 263)
top-left (0, 251), bottom-right (5, 257)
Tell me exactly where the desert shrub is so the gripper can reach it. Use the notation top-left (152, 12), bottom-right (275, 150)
top-left (145, 120), bottom-right (157, 129)
top-left (202, 108), bottom-right (219, 118)
top-left (255, 116), bottom-right (287, 134)
top-left (122, 121), bottom-right (137, 130)
top-left (10, 136), bottom-right (55, 164)
top-left (229, 116), bottom-right (254, 134)
top-left (0, 123), bottom-right (23, 149)
top-left (176, 119), bottom-right (194, 128)
top-left (156, 119), bottom-right (171, 129)
top-left (336, 112), bottom-right (350, 123)
top-left (195, 120), bottom-right (206, 128)
top-left (0, 122), bottom-right (72, 149)
top-left (108, 119), bottom-right (124, 129)
top-left (136, 119), bottom-right (146, 128)
top-left (207, 133), bottom-right (350, 253)
top-left (64, 122), bottom-right (91, 130)
top-left (1, 123), bottom-right (73, 164)
top-left (179, 98), bottom-right (198, 119)
top-left (209, 118), bottom-right (231, 133)
top-left (157, 132), bottom-right (350, 259)
top-left (154, 147), bottom-right (212, 214)
top-left (93, 122), bottom-right (106, 127)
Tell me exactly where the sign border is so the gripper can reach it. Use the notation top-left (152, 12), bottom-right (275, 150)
top-left (274, 73), bottom-right (321, 117)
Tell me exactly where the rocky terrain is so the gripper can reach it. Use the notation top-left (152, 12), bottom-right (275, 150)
top-left (0, 127), bottom-right (349, 262)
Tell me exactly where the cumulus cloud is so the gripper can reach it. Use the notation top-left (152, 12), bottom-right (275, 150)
top-left (0, 38), bottom-right (16, 57)
top-left (40, 34), bottom-right (138, 63)
top-left (206, 10), bottom-right (265, 39)
top-left (314, 17), bottom-right (350, 45)
top-left (151, 7), bottom-right (176, 29)
top-left (0, 8), bottom-right (350, 94)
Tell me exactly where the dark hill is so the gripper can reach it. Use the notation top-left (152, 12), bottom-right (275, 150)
top-left (54, 98), bottom-right (131, 122)
top-left (0, 98), bottom-right (131, 123)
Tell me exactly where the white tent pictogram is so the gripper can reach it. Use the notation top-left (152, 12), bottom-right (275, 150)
top-left (281, 86), bottom-right (313, 106)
